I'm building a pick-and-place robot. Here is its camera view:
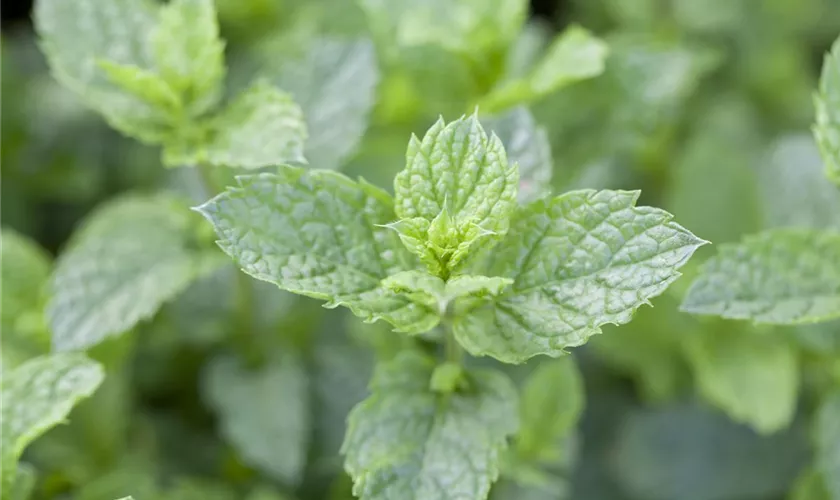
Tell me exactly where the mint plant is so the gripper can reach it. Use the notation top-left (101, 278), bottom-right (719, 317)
top-left (198, 113), bottom-right (706, 497)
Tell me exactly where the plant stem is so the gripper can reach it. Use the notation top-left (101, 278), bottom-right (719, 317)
top-left (442, 317), bottom-right (463, 365)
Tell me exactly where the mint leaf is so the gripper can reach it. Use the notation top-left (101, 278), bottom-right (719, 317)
top-left (97, 61), bottom-right (180, 112)
top-left (9, 463), bottom-right (36, 500)
top-left (341, 351), bottom-right (519, 500)
top-left (196, 167), bottom-right (438, 333)
top-left (0, 353), bottom-right (104, 493)
top-left (454, 190), bottom-right (706, 363)
top-left (681, 229), bottom-right (840, 324)
top-left (203, 353), bottom-right (309, 485)
top-left (163, 80), bottom-right (307, 169)
top-left (517, 357), bottom-right (583, 462)
top-left (47, 194), bottom-right (205, 351)
top-left (483, 107), bottom-right (553, 204)
top-left (445, 275), bottom-right (513, 300)
top-left (393, 114), bottom-right (519, 272)
top-left (480, 26), bottom-right (608, 113)
top-left (268, 38), bottom-right (378, 171)
top-left (151, 0), bottom-right (225, 116)
top-left (1, 229), bottom-right (50, 336)
top-left (34, 0), bottom-right (169, 143)
top-left (817, 392), bottom-right (840, 500)
top-left (685, 329), bottom-right (798, 433)
top-left (790, 469), bottom-right (832, 500)
top-left (815, 36), bottom-right (840, 186)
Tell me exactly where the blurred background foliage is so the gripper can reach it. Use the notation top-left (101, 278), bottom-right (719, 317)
top-left (2, 0), bottom-right (840, 499)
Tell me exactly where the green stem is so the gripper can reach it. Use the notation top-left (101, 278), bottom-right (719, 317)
top-left (442, 317), bottom-right (463, 365)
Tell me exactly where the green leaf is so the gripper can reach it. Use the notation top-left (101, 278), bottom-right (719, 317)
top-left (790, 468), bottom-right (832, 500)
top-left (97, 60), bottom-right (181, 112)
top-left (613, 402), bottom-right (809, 500)
top-left (817, 392), bottom-right (840, 500)
top-left (0, 353), bottom-right (104, 493)
top-left (382, 271), bottom-right (512, 306)
top-left (483, 107), bottom-right (553, 204)
top-left (454, 190), bottom-right (706, 363)
top-left (1, 229), bottom-right (51, 336)
top-left (516, 357), bottom-right (583, 462)
top-left (681, 229), bottom-right (840, 324)
top-left (393, 114), bottom-right (519, 272)
top-left (203, 353), bottom-right (309, 485)
top-left (9, 463), bottom-right (36, 500)
top-left (814, 36), bottom-right (840, 186)
top-left (34, 0), bottom-right (171, 143)
top-left (267, 38), bottom-right (379, 170)
top-left (480, 26), bottom-right (608, 113)
top-left (759, 134), bottom-right (840, 230)
top-left (685, 329), bottom-right (798, 433)
top-left (341, 351), bottom-right (519, 500)
top-left (151, 0), bottom-right (225, 116)
top-left (163, 80), bottom-right (307, 169)
top-left (47, 194), bottom-right (205, 351)
top-left (196, 167), bottom-right (437, 333)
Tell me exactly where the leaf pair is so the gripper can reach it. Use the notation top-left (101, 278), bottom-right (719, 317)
top-left (35, 0), bottom-right (306, 168)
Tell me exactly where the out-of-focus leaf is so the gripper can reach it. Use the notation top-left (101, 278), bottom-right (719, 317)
top-left (817, 392), bottom-right (840, 499)
top-left (790, 468), bottom-right (832, 500)
top-left (163, 80), bottom-right (307, 168)
top-left (342, 351), bottom-right (519, 500)
top-left (814, 36), bottom-right (840, 186)
top-left (760, 134), bottom-right (840, 229)
top-left (9, 463), bottom-right (36, 500)
top-left (613, 402), bottom-right (809, 500)
top-left (483, 107), bottom-right (553, 203)
top-left (151, 0), bottom-right (225, 116)
top-left (266, 38), bottom-right (379, 170)
top-left (681, 229), bottom-right (840, 324)
top-left (47, 194), bottom-right (205, 351)
top-left (685, 328), bottom-right (798, 433)
top-left (203, 353), bottom-right (309, 485)
top-left (480, 26), bottom-right (608, 113)
top-left (0, 353), bottom-right (104, 493)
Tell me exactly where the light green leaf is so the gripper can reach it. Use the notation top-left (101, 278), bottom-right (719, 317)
top-left (1, 229), bottom-right (50, 335)
top-left (393, 114), bottom-right (519, 271)
top-left (685, 330), bottom-right (798, 434)
top-left (760, 134), bottom-right (840, 230)
top-left (47, 194), bottom-right (204, 351)
top-left (454, 190), bottom-right (706, 363)
top-left (383, 272), bottom-right (512, 304)
top-left (196, 167), bottom-right (437, 333)
top-left (483, 107), bottom-right (553, 204)
top-left (151, 0), bottom-right (225, 116)
top-left (34, 0), bottom-right (171, 143)
top-left (163, 80), bottom-right (307, 168)
top-left (0, 353), bottom-right (104, 493)
top-left (446, 275), bottom-right (513, 299)
top-left (203, 353), bottom-right (308, 485)
top-left (681, 229), bottom-right (840, 324)
top-left (516, 357), bottom-right (583, 462)
top-left (267, 38), bottom-right (379, 170)
top-left (480, 26), bottom-right (608, 113)
top-left (817, 392), bottom-right (840, 500)
top-left (342, 351), bottom-right (519, 500)
top-left (814, 36), bottom-right (840, 186)
top-left (97, 60), bottom-right (180, 112)
top-left (790, 468), bottom-right (832, 500)
top-left (9, 463), bottom-right (36, 500)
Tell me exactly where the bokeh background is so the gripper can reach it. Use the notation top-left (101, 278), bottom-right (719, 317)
top-left (3, 0), bottom-right (840, 499)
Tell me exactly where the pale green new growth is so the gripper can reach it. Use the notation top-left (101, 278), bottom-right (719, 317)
top-left (454, 190), bottom-right (706, 363)
top-left (203, 354), bottom-right (308, 485)
top-left (394, 114), bottom-right (518, 273)
top-left (686, 331), bottom-right (798, 434)
top-left (341, 352), bottom-right (519, 500)
top-left (483, 108), bottom-right (553, 203)
top-left (481, 25), bottom-right (608, 113)
top-left (516, 357), bottom-right (583, 462)
top-left (47, 195), bottom-right (206, 351)
top-left (164, 81), bottom-right (307, 169)
top-left (98, 61), bottom-right (181, 112)
top-left (817, 392), bottom-right (840, 500)
top-left (1, 353), bottom-right (104, 494)
top-left (681, 229), bottom-right (840, 324)
top-left (196, 167), bottom-right (438, 334)
top-left (815, 36), bottom-right (840, 186)
top-left (152, 0), bottom-right (225, 116)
